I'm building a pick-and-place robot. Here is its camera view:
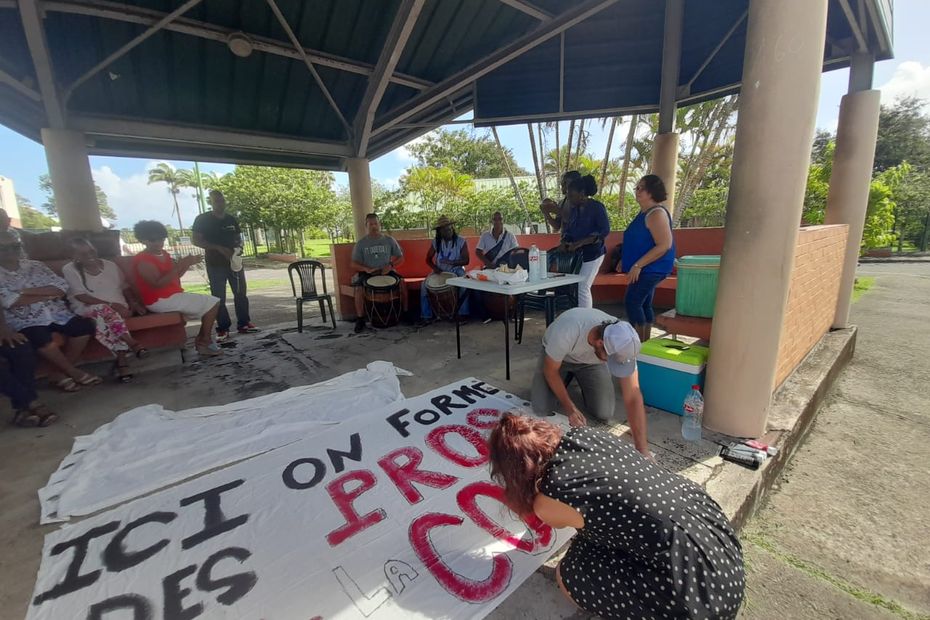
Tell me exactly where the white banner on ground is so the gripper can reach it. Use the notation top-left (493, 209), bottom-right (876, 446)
top-left (39, 361), bottom-right (408, 524)
top-left (28, 378), bottom-right (572, 620)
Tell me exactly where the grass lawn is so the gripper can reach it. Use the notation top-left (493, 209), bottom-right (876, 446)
top-left (184, 278), bottom-right (290, 296)
top-left (250, 239), bottom-right (346, 259)
top-left (852, 276), bottom-right (875, 302)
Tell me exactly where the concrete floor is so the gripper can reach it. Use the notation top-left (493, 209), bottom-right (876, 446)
top-left (0, 262), bottom-right (923, 618)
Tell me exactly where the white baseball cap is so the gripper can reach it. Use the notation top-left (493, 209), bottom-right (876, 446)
top-left (603, 321), bottom-right (641, 378)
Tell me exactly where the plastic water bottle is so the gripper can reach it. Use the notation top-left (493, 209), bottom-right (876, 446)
top-left (681, 385), bottom-right (703, 441)
top-left (528, 244), bottom-right (541, 281)
top-left (539, 250), bottom-right (548, 279)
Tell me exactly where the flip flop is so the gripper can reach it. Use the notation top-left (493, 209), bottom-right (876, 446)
top-left (114, 362), bottom-right (134, 383)
top-left (11, 410), bottom-right (41, 428)
top-left (75, 373), bottom-right (103, 386)
top-left (54, 377), bottom-right (81, 392)
top-left (132, 346), bottom-right (149, 359)
top-left (29, 403), bottom-right (58, 427)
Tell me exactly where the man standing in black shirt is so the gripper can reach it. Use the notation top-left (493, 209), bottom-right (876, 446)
top-left (192, 190), bottom-right (258, 340)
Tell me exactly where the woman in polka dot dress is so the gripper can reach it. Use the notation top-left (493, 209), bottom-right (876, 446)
top-left (489, 413), bottom-right (744, 619)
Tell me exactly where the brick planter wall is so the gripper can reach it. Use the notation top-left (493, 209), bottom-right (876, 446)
top-left (774, 225), bottom-right (849, 388)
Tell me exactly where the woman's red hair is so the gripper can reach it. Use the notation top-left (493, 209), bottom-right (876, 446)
top-left (487, 413), bottom-right (562, 516)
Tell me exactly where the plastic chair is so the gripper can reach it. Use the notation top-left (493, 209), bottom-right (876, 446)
top-left (515, 249), bottom-right (583, 343)
top-left (287, 260), bottom-right (336, 332)
top-left (503, 247), bottom-right (529, 270)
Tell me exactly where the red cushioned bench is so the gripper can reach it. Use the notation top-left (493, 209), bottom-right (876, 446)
top-left (331, 227), bottom-right (726, 320)
top-left (20, 230), bottom-right (189, 371)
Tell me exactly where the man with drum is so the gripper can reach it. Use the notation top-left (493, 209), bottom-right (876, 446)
top-left (475, 211), bottom-right (519, 268)
top-left (419, 216), bottom-right (478, 324)
top-left (350, 213), bottom-right (407, 333)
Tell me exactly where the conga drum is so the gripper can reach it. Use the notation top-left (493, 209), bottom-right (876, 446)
top-left (425, 272), bottom-right (458, 321)
top-left (364, 274), bottom-right (402, 328)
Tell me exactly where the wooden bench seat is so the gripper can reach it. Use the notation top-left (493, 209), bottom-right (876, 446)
top-left (655, 309), bottom-right (713, 340)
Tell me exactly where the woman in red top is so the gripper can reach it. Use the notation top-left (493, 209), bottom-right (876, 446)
top-left (131, 220), bottom-right (222, 357)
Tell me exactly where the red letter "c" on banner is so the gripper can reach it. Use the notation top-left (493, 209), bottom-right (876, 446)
top-left (408, 513), bottom-right (512, 603)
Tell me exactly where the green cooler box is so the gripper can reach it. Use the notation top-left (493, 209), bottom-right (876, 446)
top-left (637, 338), bottom-right (710, 415)
top-left (675, 255), bottom-right (721, 318)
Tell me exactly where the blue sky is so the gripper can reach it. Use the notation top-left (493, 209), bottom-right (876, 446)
top-left (1, 0), bottom-right (928, 229)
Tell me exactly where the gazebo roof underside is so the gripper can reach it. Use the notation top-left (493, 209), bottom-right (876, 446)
top-left (0, 0), bottom-right (893, 170)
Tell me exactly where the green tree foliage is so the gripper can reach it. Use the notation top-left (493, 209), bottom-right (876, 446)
top-left (863, 163), bottom-right (909, 251)
top-left (146, 163), bottom-right (187, 233)
top-left (211, 166), bottom-right (337, 252)
top-left (406, 129), bottom-right (528, 177)
top-left (873, 97), bottom-right (930, 172)
top-left (16, 194), bottom-right (58, 230)
top-left (38, 173), bottom-right (116, 220)
top-left (803, 141), bottom-right (834, 225)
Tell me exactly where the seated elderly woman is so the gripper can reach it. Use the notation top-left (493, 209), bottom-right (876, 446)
top-left (0, 231), bottom-right (101, 392)
top-left (131, 220), bottom-right (222, 357)
top-left (63, 237), bottom-right (149, 382)
top-left (1, 309), bottom-right (57, 426)
top-left (488, 413), bottom-right (745, 619)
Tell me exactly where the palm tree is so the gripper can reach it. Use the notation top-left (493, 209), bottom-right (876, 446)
top-left (599, 117), bottom-right (618, 190)
top-left (147, 163), bottom-right (185, 233)
top-left (177, 165), bottom-right (220, 214)
top-left (617, 114), bottom-right (640, 219)
top-left (491, 126), bottom-right (530, 227)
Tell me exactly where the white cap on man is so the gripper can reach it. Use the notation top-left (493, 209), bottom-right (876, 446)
top-left (603, 321), bottom-right (641, 378)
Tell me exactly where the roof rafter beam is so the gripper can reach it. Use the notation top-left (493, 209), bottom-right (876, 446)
top-left (63, 0), bottom-right (203, 106)
top-left (838, 0), bottom-right (868, 52)
top-left (42, 0), bottom-right (434, 91)
top-left (0, 66), bottom-right (41, 101)
top-left (19, 0), bottom-right (66, 127)
top-left (266, 0), bottom-right (351, 135)
top-left (70, 115), bottom-right (353, 157)
top-left (354, 0), bottom-right (424, 158)
top-left (372, 0), bottom-right (620, 138)
top-left (683, 9), bottom-right (747, 95)
top-left (499, 0), bottom-right (552, 21)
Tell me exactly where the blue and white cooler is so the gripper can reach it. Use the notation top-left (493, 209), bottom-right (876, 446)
top-left (636, 338), bottom-right (710, 415)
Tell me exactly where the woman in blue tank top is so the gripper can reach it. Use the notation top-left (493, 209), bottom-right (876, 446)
top-left (619, 174), bottom-right (675, 342)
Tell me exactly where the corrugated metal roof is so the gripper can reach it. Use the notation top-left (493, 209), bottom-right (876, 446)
top-left (0, 0), bottom-right (894, 169)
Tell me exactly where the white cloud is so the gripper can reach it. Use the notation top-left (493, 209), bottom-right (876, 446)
top-left (376, 176), bottom-right (399, 189)
top-left (879, 60), bottom-right (930, 107)
top-left (93, 161), bottom-right (202, 231)
top-left (390, 130), bottom-right (435, 162)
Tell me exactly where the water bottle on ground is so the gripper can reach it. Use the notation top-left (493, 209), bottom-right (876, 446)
top-left (528, 244), bottom-right (541, 281)
top-left (682, 385), bottom-right (703, 441)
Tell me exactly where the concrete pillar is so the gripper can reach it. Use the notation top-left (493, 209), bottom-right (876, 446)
top-left (703, 0), bottom-right (828, 438)
top-left (651, 0), bottom-right (683, 212)
top-left (347, 157), bottom-right (373, 240)
top-left (651, 132), bottom-right (680, 211)
top-left (825, 89), bottom-right (881, 328)
top-left (41, 128), bottom-right (101, 231)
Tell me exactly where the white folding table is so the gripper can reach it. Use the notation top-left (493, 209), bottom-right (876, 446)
top-left (447, 273), bottom-right (586, 380)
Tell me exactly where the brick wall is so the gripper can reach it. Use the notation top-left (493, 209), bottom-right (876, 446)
top-left (774, 225), bottom-right (848, 387)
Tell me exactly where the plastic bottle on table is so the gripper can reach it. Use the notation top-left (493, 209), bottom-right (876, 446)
top-left (539, 250), bottom-right (548, 278)
top-left (681, 384), bottom-right (703, 441)
top-left (528, 244), bottom-right (540, 281)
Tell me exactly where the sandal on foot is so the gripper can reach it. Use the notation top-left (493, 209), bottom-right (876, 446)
top-left (132, 346), bottom-right (149, 359)
top-left (11, 410), bottom-right (41, 428)
top-left (75, 373), bottom-right (103, 386)
top-left (29, 403), bottom-right (58, 427)
top-left (195, 341), bottom-right (223, 357)
top-left (114, 362), bottom-right (134, 383)
top-left (54, 377), bottom-right (81, 392)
